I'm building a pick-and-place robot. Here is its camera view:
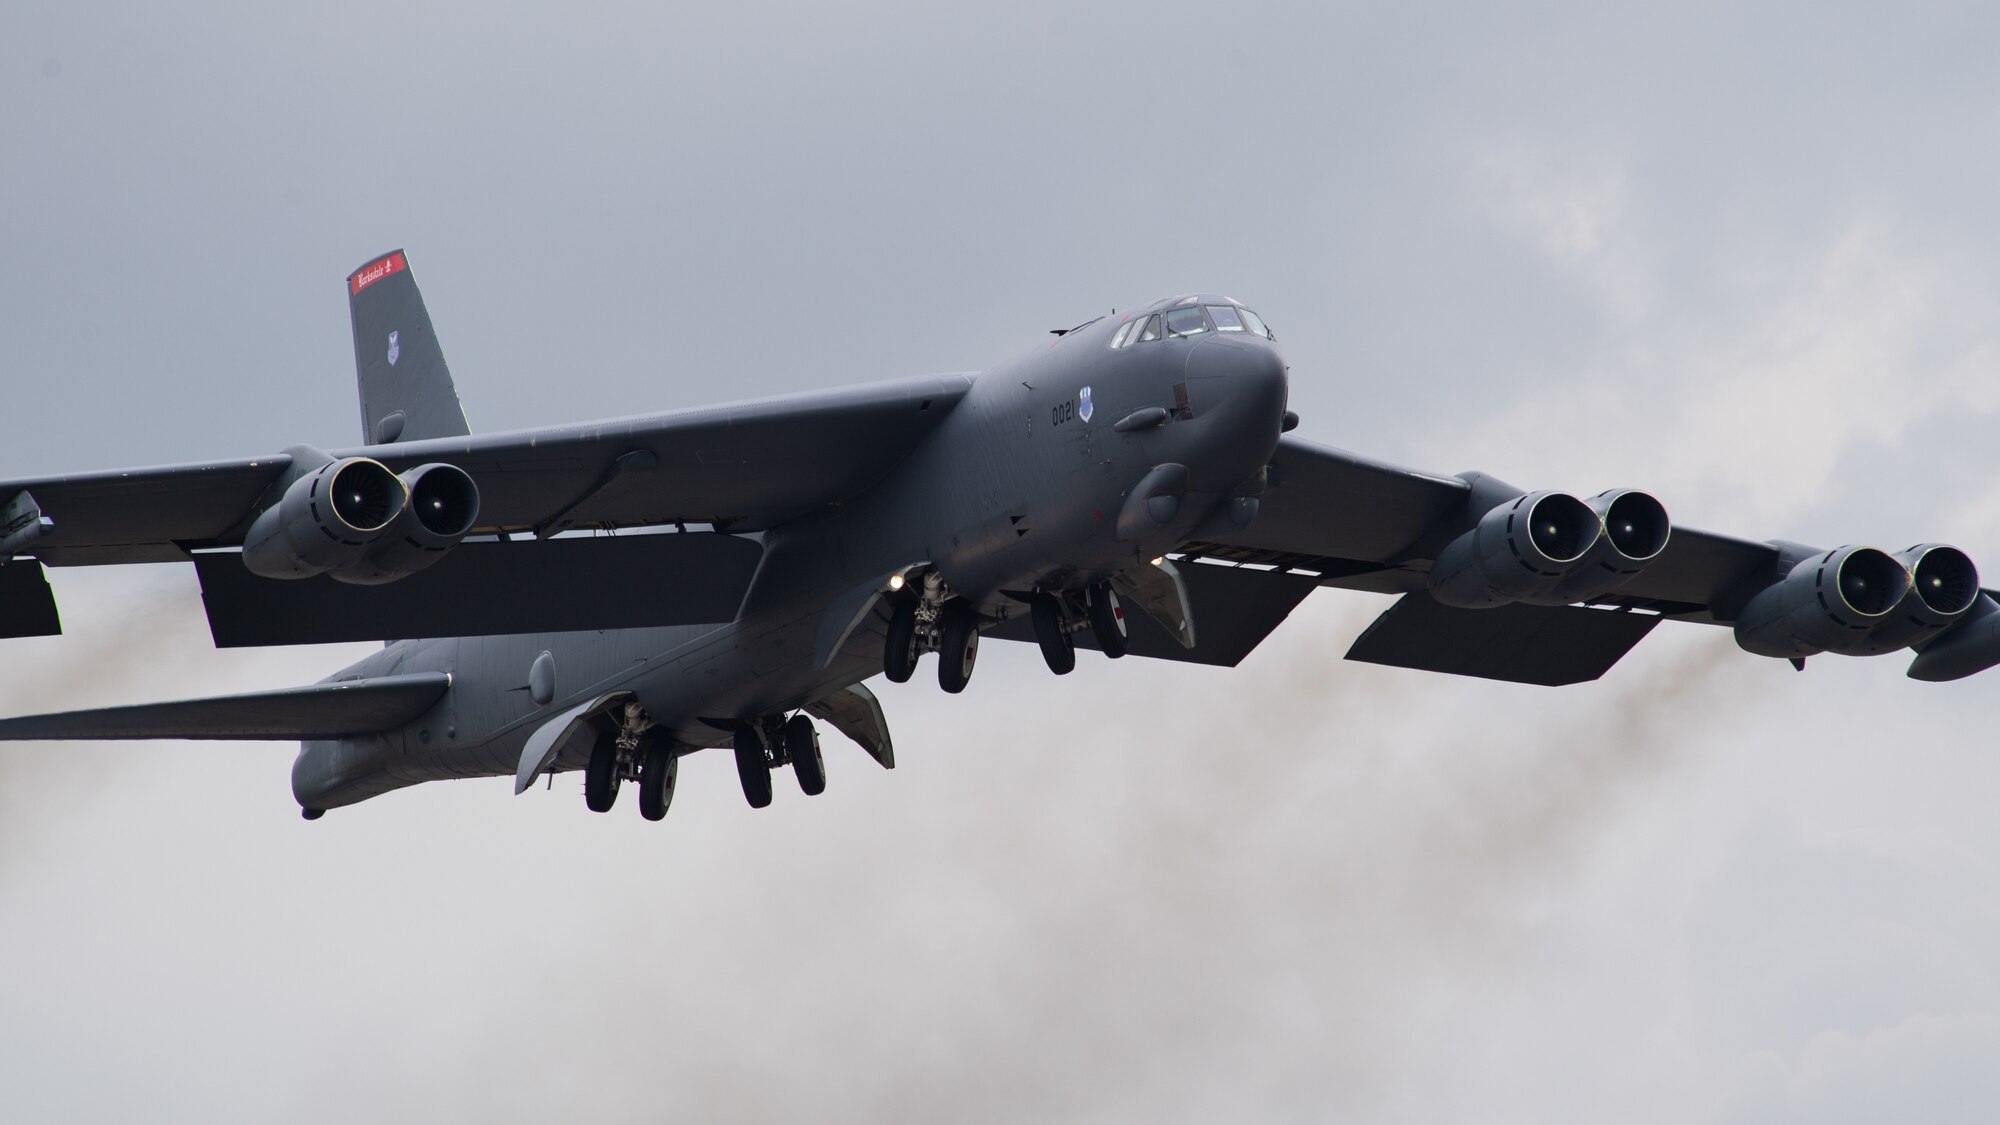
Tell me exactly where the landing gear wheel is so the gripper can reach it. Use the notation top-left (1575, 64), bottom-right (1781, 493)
top-left (883, 596), bottom-right (917, 683)
top-left (585, 730), bottom-right (621, 813)
top-left (786, 715), bottom-right (825, 796)
top-left (638, 741), bottom-right (677, 822)
top-left (1031, 593), bottom-right (1076, 675)
top-left (938, 607), bottom-right (981, 694)
top-left (734, 726), bottom-right (773, 809)
top-left (1088, 583), bottom-right (1128, 659)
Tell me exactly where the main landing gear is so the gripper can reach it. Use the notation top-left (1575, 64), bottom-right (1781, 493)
top-left (1031, 581), bottom-right (1127, 674)
top-left (585, 700), bottom-right (679, 821)
top-left (733, 714), bottom-right (829, 809)
top-left (882, 569), bottom-right (986, 693)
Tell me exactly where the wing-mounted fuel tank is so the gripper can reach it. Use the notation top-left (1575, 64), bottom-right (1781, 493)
top-left (1427, 476), bottom-right (1671, 609)
top-left (1734, 543), bottom-right (1978, 659)
top-left (241, 447), bottom-right (480, 583)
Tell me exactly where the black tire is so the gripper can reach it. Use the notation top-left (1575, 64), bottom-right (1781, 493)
top-left (938, 607), bottom-right (981, 694)
top-left (1089, 584), bottom-right (1128, 659)
top-left (638, 741), bottom-right (677, 822)
top-left (883, 596), bottom-right (917, 683)
top-left (734, 726), bottom-right (773, 809)
top-left (1031, 593), bottom-right (1076, 675)
top-left (585, 730), bottom-right (620, 813)
top-left (787, 714), bottom-right (825, 796)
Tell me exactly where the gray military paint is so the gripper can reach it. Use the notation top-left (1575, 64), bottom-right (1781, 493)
top-left (0, 257), bottom-right (1995, 819)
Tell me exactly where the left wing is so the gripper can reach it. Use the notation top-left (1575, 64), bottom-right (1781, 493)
top-left (1181, 435), bottom-right (1988, 684)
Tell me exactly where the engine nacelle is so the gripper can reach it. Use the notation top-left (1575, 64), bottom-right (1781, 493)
top-left (242, 458), bottom-right (408, 580)
top-left (1429, 490), bottom-right (1602, 608)
top-left (1544, 489), bottom-right (1672, 604)
top-left (1842, 544), bottom-right (1980, 655)
top-left (332, 463), bottom-right (482, 586)
top-left (1733, 545), bottom-right (1912, 659)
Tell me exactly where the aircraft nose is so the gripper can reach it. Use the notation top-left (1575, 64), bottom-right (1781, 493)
top-left (1185, 336), bottom-right (1289, 432)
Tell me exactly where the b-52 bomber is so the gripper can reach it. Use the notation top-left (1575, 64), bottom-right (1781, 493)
top-left (1, 251), bottom-right (1994, 821)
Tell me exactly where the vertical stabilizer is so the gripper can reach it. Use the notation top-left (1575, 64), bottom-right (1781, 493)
top-left (347, 250), bottom-right (471, 445)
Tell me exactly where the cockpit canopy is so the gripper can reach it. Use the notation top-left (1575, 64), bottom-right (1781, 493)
top-left (1109, 296), bottom-right (1273, 349)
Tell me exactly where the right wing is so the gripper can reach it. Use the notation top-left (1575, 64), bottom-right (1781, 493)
top-left (1, 376), bottom-right (973, 643)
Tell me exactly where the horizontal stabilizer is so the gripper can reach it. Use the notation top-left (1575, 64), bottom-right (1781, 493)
top-left (0, 560), bottom-right (62, 639)
top-left (0, 672), bottom-right (451, 741)
top-left (194, 531), bottom-right (762, 646)
top-left (987, 562), bottom-right (1318, 667)
top-left (1346, 594), bottom-right (1660, 686)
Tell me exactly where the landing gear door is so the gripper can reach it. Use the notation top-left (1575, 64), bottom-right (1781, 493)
top-left (1112, 559), bottom-right (1197, 650)
top-left (513, 690), bottom-right (633, 794)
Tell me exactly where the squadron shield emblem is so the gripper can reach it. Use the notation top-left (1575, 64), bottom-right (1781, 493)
top-left (387, 330), bottom-right (400, 366)
top-left (1078, 385), bottom-right (1093, 423)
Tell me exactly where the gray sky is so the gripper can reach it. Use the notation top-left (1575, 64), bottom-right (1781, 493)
top-left (5, 2), bottom-right (2000, 1121)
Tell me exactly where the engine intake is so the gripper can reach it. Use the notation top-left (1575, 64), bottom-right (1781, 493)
top-left (1843, 544), bottom-right (1981, 655)
top-left (1428, 490), bottom-right (1602, 608)
top-left (242, 458), bottom-right (408, 579)
top-left (1547, 489), bottom-right (1672, 603)
top-left (333, 463), bottom-right (483, 585)
top-left (1733, 545), bottom-right (1911, 659)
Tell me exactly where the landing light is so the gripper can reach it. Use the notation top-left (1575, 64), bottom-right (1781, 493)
top-left (1150, 556), bottom-right (1165, 567)
top-left (888, 574), bottom-right (905, 591)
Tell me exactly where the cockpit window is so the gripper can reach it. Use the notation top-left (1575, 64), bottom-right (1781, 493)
top-left (1207, 305), bottom-right (1244, 332)
top-left (1136, 314), bottom-right (1162, 342)
top-left (1110, 320), bottom-right (1136, 349)
top-left (1237, 307), bottom-right (1272, 339)
top-left (1164, 306), bottom-right (1210, 336)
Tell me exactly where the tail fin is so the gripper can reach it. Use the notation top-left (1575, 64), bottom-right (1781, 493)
top-left (347, 250), bottom-right (472, 445)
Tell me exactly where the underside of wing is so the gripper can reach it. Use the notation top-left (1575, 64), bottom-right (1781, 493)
top-left (0, 672), bottom-right (450, 741)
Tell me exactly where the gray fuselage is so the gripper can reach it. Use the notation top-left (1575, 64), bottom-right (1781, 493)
top-left (293, 298), bottom-right (1290, 810)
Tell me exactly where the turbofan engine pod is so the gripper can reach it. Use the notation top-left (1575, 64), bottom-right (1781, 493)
top-left (242, 457), bottom-right (407, 580)
top-left (1733, 545), bottom-right (1911, 659)
top-left (1428, 490), bottom-right (1602, 609)
top-left (1843, 544), bottom-right (1980, 655)
top-left (332, 463), bottom-right (483, 586)
top-left (1543, 489), bottom-right (1672, 604)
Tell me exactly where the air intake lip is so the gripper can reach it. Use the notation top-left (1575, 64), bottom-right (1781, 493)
top-left (326, 459), bottom-right (403, 533)
top-left (1522, 492), bottom-right (1598, 565)
top-left (1833, 547), bottom-right (1909, 618)
top-left (1598, 490), bottom-right (1670, 563)
top-left (405, 463), bottom-right (480, 539)
top-left (1904, 544), bottom-right (1979, 618)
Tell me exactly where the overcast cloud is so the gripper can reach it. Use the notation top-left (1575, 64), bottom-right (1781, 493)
top-left (4, 2), bottom-right (2000, 1121)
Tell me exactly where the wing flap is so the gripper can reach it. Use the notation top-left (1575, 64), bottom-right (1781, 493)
top-left (1345, 594), bottom-right (1662, 686)
top-left (0, 560), bottom-right (61, 639)
top-left (194, 531), bottom-right (762, 646)
top-left (987, 562), bottom-right (1318, 667)
top-left (0, 672), bottom-right (450, 741)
